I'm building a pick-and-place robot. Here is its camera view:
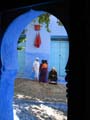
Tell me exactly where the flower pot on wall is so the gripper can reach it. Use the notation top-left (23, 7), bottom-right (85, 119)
top-left (34, 24), bottom-right (41, 31)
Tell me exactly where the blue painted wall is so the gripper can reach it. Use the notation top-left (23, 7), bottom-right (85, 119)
top-left (0, 9), bottom-right (69, 120)
top-left (0, 9), bottom-right (46, 120)
top-left (17, 15), bottom-right (69, 80)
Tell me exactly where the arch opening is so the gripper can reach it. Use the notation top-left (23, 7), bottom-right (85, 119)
top-left (0, 9), bottom-right (69, 120)
top-left (17, 11), bottom-right (69, 85)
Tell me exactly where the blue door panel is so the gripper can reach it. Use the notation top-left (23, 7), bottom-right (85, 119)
top-left (50, 40), bottom-right (69, 78)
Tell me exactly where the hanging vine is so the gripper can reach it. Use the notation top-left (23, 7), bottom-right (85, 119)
top-left (17, 29), bottom-right (27, 50)
top-left (17, 13), bottom-right (63, 50)
top-left (38, 13), bottom-right (51, 32)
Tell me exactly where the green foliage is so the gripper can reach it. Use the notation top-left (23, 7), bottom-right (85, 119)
top-left (33, 13), bottom-right (63, 32)
top-left (57, 20), bottom-right (63, 26)
top-left (17, 13), bottom-right (63, 50)
top-left (17, 30), bottom-right (26, 51)
top-left (18, 35), bottom-right (26, 44)
top-left (38, 13), bottom-right (51, 32)
top-left (17, 46), bottom-right (25, 50)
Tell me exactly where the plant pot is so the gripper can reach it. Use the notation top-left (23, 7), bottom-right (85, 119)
top-left (34, 24), bottom-right (41, 31)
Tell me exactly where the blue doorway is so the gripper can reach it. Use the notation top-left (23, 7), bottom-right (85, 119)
top-left (50, 36), bottom-right (69, 81)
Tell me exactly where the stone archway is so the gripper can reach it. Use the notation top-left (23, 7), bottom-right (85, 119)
top-left (0, 9), bottom-right (45, 120)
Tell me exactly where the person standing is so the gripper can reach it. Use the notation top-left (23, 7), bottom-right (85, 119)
top-left (39, 60), bottom-right (48, 83)
top-left (32, 57), bottom-right (40, 81)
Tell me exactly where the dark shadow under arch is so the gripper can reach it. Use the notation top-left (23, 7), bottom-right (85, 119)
top-left (0, 1), bottom-right (69, 120)
top-left (0, 0), bottom-right (87, 120)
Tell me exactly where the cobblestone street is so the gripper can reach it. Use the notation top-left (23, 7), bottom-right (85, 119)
top-left (14, 78), bottom-right (67, 120)
top-left (13, 99), bottom-right (67, 120)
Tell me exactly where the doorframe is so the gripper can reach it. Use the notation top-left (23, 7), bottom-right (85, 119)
top-left (50, 36), bottom-right (69, 80)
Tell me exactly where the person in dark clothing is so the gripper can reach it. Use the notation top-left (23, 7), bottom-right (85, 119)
top-left (48, 67), bottom-right (58, 84)
top-left (39, 60), bottom-right (48, 83)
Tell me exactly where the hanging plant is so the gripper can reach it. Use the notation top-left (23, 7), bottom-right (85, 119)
top-left (34, 24), bottom-right (41, 31)
top-left (31, 13), bottom-right (51, 32)
top-left (17, 29), bottom-right (27, 51)
top-left (18, 34), bottom-right (26, 44)
top-left (32, 13), bottom-right (63, 32)
top-left (17, 46), bottom-right (25, 50)
top-left (17, 13), bottom-right (63, 50)
top-left (38, 13), bottom-right (51, 32)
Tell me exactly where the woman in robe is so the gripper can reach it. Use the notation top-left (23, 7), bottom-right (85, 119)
top-left (48, 67), bottom-right (58, 84)
top-left (39, 60), bottom-right (48, 83)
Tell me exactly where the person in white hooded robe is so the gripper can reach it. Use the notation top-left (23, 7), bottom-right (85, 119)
top-left (32, 57), bottom-right (40, 81)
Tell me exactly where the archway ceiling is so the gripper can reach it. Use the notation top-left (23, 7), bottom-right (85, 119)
top-left (0, 0), bottom-right (63, 12)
